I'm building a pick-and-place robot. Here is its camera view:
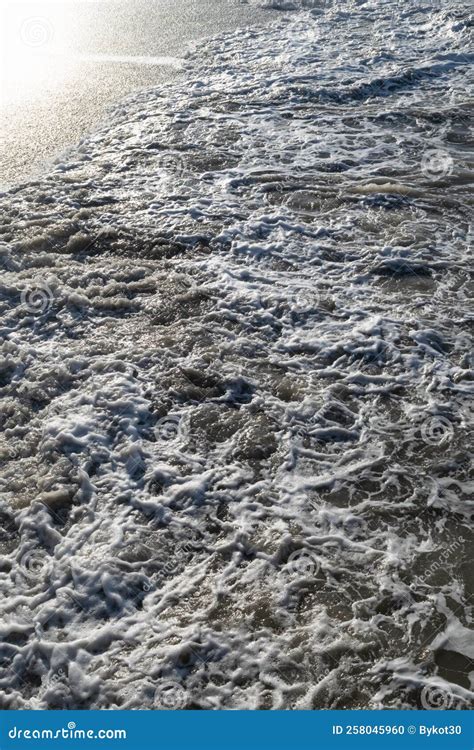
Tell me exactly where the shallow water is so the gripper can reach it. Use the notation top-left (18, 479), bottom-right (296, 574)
top-left (0, 0), bottom-right (269, 184)
top-left (0, 0), bottom-right (473, 710)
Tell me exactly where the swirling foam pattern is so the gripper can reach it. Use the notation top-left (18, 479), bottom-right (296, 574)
top-left (0, 0), bottom-right (472, 710)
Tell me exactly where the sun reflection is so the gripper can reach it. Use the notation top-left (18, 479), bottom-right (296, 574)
top-left (1, 1), bottom-right (74, 103)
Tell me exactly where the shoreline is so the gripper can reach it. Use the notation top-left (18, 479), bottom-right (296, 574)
top-left (0, 0), bottom-right (272, 187)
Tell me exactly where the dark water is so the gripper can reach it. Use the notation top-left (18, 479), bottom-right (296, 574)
top-left (0, 0), bottom-right (472, 711)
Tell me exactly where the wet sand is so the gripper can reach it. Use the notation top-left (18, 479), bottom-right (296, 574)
top-left (0, 0), bottom-right (270, 186)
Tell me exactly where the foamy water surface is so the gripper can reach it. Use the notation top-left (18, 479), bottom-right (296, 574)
top-left (0, 0), bottom-right (472, 711)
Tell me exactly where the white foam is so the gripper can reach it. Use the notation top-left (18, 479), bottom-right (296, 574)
top-left (0, 0), bottom-right (472, 711)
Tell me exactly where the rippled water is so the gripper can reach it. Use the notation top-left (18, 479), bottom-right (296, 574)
top-left (0, 0), bottom-right (472, 711)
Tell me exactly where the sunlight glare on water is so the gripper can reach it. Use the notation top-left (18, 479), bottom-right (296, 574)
top-left (0, 0), bottom-right (268, 183)
top-left (1, 2), bottom-right (71, 102)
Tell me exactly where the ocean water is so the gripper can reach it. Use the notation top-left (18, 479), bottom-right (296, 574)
top-left (0, 0), bottom-right (472, 711)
